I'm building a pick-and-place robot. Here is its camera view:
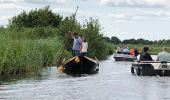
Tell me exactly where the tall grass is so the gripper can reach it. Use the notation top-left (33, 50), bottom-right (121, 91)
top-left (0, 27), bottom-right (64, 75)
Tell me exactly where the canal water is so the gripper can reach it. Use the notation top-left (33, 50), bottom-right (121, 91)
top-left (1, 55), bottom-right (170, 100)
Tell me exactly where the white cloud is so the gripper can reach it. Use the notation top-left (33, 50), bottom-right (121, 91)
top-left (100, 0), bottom-right (170, 8)
top-left (79, 11), bottom-right (101, 19)
top-left (22, 0), bottom-right (66, 4)
top-left (107, 13), bottom-right (137, 22)
top-left (53, 7), bottom-right (75, 15)
top-left (0, 16), bottom-right (11, 20)
top-left (106, 8), bottom-right (170, 22)
top-left (53, 7), bottom-right (101, 19)
top-left (0, 3), bottom-right (24, 10)
top-left (0, 0), bottom-right (21, 4)
top-left (0, 16), bottom-right (11, 25)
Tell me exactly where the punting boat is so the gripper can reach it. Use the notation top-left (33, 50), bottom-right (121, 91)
top-left (58, 56), bottom-right (99, 75)
top-left (113, 53), bottom-right (135, 62)
top-left (131, 61), bottom-right (170, 76)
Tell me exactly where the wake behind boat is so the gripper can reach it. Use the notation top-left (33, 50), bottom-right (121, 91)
top-left (58, 56), bottom-right (99, 75)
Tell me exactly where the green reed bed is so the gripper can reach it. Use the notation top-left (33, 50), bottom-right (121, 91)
top-left (0, 35), bottom-right (63, 75)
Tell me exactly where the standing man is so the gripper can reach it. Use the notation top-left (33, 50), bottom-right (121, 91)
top-left (70, 32), bottom-right (82, 56)
top-left (156, 47), bottom-right (170, 61)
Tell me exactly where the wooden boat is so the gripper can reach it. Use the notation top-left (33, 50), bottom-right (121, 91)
top-left (131, 61), bottom-right (170, 76)
top-left (58, 56), bottom-right (99, 75)
top-left (113, 53), bottom-right (135, 62)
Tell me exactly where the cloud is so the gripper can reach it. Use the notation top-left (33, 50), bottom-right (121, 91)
top-left (100, 0), bottom-right (170, 8)
top-left (0, 16), bottom-right (11, 20)
top-left (106, 8), bottom-right (170, 22)
top-left (0, 16), bottom-right (11, 25)
top-left (53, 7), bottom-right (101, 19)
top-left (22, 0), bottom-right (66, 4)
top-left (0, 0), bottom-right (67, 5)
top-left (0, 3), bottom-right (24, 10)
top-left (0, 0), bottom-right (21, 4)
top-left (107, 13), bottom-right (137, 22)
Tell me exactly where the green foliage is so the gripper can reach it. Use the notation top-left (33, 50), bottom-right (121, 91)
top-left (0, 39), bottom-right (63, 75)
top-left (0, 6), bottom-right (111, 76)
top-left (111, 36), bottom-right (121, 44)
top-left (9, 6), bottom-right (63, 28)
top-left (3, 26), bottom-right (60, 40)
top-left (0, 26), bottom-right (63, 75)
top-left (80, 18), bottom-right (109, 60)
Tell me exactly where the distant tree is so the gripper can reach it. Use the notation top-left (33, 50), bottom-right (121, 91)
top-left (136, 38), bottom-right (146, 44)
top-left (103, 37), bottom-right (111, 43)
top-left (122, 39), bottom-right (136, 44)
top-left (9, 6), bottom-right (63, 28)
top-left (166, 39), bottom-right (170, 44)
top-left (110, 36), bottom-right (121, 44)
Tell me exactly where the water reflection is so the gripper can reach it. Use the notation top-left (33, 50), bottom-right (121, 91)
top-left (1, 55), bottom-right (170, 100)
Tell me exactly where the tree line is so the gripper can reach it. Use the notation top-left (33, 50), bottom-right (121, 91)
top-left (103, 36), bottom-right (170, 44)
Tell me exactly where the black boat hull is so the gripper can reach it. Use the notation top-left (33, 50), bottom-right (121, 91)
top-left (59, 56), bottom-right (99, 75)
top-left (114, 57), bottom-right (134, 61)
top-left (113, 54), bottom-right (135, 62)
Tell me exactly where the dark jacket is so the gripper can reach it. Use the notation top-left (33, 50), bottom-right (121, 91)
top-left (134, 49), bottom-right (139, 56)
top-left (139, 52), bottom-right (153, 61)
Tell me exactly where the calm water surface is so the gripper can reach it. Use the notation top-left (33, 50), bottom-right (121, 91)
top-left (1, 55), bottom-right (170, 100)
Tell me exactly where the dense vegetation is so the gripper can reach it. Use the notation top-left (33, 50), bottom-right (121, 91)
top-left (0, 6), bottom-right (112, 76)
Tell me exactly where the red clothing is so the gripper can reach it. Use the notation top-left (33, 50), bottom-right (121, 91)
top-left (130, 49), bottom-right (135, 56)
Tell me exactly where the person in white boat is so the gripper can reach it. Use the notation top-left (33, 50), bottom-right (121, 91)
top-left (122, 45), bottom-right (130, 55)
top-left (139, 47), bottom-right (153, 61)
top-left (156, 47), bottom-right (170, 61)
top-left (115, 46), bottom-right (121, 54)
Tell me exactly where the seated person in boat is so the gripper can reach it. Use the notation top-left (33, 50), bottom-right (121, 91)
top-left (134, 48), bottom-right (139, 57)
top-left (156, 47), bottom-right (170, 61)
top-left (80, 37), bottom-right (88, 56)
top-left (69, 32), bottom-right (82, 56)
top-left (130, 49), bottom-right (135, 56)
top-left (139, 47), bottom-right (153, 61)
top-left (122, 45), bottom-right (130, 55)
top-left (115, 46), bottom-right (121, 54)
top-left (134, 48), bottom-right (139, 60)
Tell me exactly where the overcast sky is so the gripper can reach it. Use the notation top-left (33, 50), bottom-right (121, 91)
top-left (0, 0), bottom-right (170, 40)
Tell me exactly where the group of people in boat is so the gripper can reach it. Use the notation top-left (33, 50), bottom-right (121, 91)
top-left (69, 32), bottom-right (88, 56)
top-left (115, 45), bottom-right (139, 58)
top-left (116, 45), bottom-right (170, 62)
top-left (139, 46), bottom-right (170, 62)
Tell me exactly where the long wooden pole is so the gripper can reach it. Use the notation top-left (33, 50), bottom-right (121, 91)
top-left (57, 6), bottom-right (79, 67)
